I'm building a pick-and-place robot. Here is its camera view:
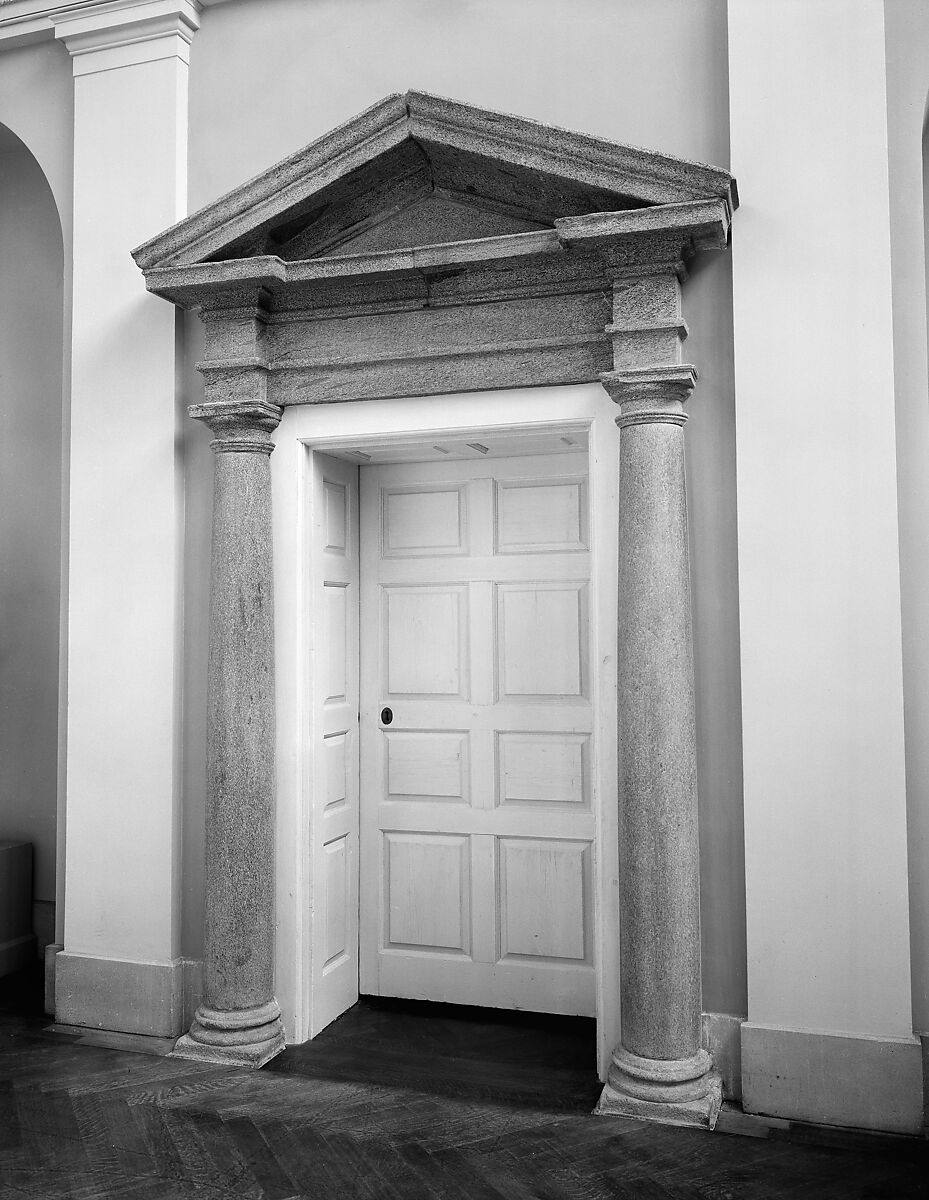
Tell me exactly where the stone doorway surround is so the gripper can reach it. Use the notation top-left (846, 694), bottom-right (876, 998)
top-left (133, 91), bottom-right (737, 1128)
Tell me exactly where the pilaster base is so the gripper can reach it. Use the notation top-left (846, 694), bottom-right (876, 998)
top-left (171, 999), bottom-right (286, 1070)
top-left (595, 1046), bottom-right (723, 1129)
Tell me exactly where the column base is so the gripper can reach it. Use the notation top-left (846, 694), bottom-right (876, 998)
top-left (171, 998), bottom-right (286, 1069)
top-left (595, 1046), bottom-right (723, 1130)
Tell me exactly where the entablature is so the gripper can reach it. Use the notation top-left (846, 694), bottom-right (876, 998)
top-left (132, 92), bottom-right (737, 407)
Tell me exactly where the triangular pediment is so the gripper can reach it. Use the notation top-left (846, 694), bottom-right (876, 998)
top-left (288, 191), bottom-right (547, 259)
top-left (132, 91), bottom-right (737, 271)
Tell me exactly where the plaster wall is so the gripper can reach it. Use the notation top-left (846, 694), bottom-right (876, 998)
top-left (0, 37), bottom-right (73, 945)
top-left (0, 39), bottom-right (73, 250)
top-left (730, 0), bottom-right (913, 1039)
top-left (181, 0), bottom-right (746, 1019)
top-left (0, 144), bottom-right (64, 943)
top-left (64, 50), bottom-right (187, 966)
top-left (883, 0), bottom-right (929, 1038)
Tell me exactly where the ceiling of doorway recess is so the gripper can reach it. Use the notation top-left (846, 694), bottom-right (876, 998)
top-left (321, 428), bottom-right (589, 466)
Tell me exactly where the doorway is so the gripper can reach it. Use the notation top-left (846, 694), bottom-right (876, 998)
top-left (272, 386), bottom-right (621, 1076)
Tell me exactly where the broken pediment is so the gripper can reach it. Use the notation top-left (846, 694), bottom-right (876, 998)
top-left (132, 90), bottom-right (737, 274)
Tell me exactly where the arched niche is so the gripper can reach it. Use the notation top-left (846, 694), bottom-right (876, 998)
top-left (0, 122), bottom-right (66, 964)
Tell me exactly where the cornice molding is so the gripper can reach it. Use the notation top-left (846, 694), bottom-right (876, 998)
top-left (48, 0), bottom-right (199, 73)
top-left (131, 91), bottom-right (738, 272)
top-left (0, 0), bottom-right (231, 49)
top-left (138, 202), bottom-right (730, 309)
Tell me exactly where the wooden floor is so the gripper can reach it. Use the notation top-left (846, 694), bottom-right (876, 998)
top-left (1, 967), bottom-right (926, 1199)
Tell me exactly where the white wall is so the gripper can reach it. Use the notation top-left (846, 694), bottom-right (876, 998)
top-left (183, 0), bottom-right (746, 1016)
top-left (0, 37), bottom-right (74, 945)
top-left (884, 0), bottom-right (929, 1039)
top-left (61, 21), bottom-right (190, 973)
top-left (0, 140), bottom-right (64, 949)
top-left (0, 40), bottom-right (73, 252)
top-left (730, 0), bottom-right (913, 1039)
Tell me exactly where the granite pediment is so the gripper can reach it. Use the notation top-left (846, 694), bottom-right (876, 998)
top-left (132, 91), bottom-right (737, 273)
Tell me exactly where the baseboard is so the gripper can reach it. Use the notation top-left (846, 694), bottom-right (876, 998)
top-left (702, 1012), bottom-right (743, 1102)
top-left (55, 952), bottom-right (187, 1037)
top-left (44, 942), bottom-right (63, 1015)
top-left (741, 1022), bottom-right (923, 1135)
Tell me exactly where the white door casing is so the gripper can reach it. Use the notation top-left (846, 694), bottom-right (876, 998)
top-left (359, 453), bottom-right (596, 1015)
top-left (273, 386), bottom-right (620, 1072)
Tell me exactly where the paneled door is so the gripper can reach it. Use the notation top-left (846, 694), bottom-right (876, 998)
top-left (359, 453), bottom-right (595, 1016)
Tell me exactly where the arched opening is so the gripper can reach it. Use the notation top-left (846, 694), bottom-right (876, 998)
top-left (0, 122), bottom-right (65, 984)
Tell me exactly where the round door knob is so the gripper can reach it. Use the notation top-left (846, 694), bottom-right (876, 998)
top-left (380, 707), bottom-right (393, 725)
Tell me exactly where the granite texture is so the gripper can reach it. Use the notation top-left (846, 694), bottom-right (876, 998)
top-left (131, 90), bottom-right (736, 271)
top-left (598, 366), bottom-right (715, 1125)
top-left (132, 96), bottom-right (736, 410)
top-left (176, 398), bottom-right (285, 1069)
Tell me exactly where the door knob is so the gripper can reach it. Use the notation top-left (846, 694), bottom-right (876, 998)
top-left (380, 707), bottom-right (393, 725)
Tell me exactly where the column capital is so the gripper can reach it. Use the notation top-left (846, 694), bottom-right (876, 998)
top-left (601, 365), bottom-right (697, 429)
top-left (189, 399), bottom-right (282, 455)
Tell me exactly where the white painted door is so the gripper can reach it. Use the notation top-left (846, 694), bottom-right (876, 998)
top-left (309, 453), bottom-right (360, 1035)
top-left (359, 453), bottom-right (595, 1016)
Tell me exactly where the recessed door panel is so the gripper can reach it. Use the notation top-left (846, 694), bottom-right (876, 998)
top-left (360, 452), bottom-right (595, 1015)
top-left (386, 587), bottom-right (466, 696)
top-left (383, 485), bottom-right (466, 555)
top-left (498, 733), bottom-right (588, 807)
top-left (386, 731), bottom-right (468, 801)
top-left (496, 477), bottom-right (587, 553)
top-left (498, 582), bottom-right (587, 699)
top-left (498, 837), bottom-right (589, 961)
top-left (325, 583), bottom-right (348, 702)
top-left (384, 832), bottom-right (471, 953)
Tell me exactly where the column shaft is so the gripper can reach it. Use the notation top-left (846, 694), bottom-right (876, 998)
top-left (173, 399), bottom-right (285, 1068)
top-left (597, 366), bottom-right (721, 1128)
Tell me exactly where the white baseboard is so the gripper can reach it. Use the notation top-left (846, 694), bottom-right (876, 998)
top-left (742, 1021), bottom-right (923, 1135)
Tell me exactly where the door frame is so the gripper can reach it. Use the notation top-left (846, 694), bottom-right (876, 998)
top-left (272, 384), bottom-right (621, 1078)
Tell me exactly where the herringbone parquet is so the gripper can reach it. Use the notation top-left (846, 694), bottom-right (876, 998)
top-left (1, 968), bottom-right (926, 1199)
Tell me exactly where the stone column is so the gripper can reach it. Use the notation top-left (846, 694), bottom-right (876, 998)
top-left (173, 398), bottom-right (286, 1068)
top-left (597, 365), bottom-right (721, 1128)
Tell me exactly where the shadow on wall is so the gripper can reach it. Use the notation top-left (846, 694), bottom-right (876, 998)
top-left (0, 122), bottom-right (65, 965)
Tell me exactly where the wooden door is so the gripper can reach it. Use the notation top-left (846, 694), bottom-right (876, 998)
top-left (359, 453), bottom-right (595, 1016)
top-left (309, 453), bottom-right (360, 1035)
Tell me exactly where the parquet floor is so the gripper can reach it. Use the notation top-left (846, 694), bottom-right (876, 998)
top-left (1, 966), bottom-right (926, 1199)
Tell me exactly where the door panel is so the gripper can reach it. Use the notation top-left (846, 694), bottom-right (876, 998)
top-left (360, 453), bottom-right (595, 1016)
top-left (309, 453), bottom-right (360, 1035)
